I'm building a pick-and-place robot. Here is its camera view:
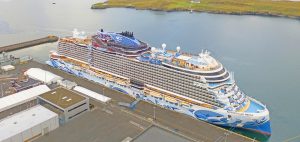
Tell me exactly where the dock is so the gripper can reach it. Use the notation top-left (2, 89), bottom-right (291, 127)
top-left (2, 60), bottom-right (257, 142)
top-left (0, 36), bottom-right (58, 53)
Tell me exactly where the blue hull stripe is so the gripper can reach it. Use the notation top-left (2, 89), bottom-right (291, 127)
top-left (243, 120), bottom-right (271, 136)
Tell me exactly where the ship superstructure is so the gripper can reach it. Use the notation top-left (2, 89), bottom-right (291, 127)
top-left (47, 29), bottom-right (271, 135)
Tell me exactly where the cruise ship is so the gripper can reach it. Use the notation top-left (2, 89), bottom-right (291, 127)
top-left (47, 29), bottom-right (271, 135)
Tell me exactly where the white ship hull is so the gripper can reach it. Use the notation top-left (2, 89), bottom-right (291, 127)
top-left (46, 59), bottom-right (271, 135)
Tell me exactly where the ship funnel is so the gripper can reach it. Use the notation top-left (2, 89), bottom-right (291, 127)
top-left (176, 46), bottom-right (181, 52)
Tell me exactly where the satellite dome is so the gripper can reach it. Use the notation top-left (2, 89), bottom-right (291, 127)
top-left (176, 46), bottom-right (181, 52)
top-left (151, 47), bottom-right (156, 52)
top-left (162, 43), bottom-right (166, 50)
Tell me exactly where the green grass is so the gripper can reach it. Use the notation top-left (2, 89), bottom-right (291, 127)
top-left (91, 0), bottom-right (300, 18)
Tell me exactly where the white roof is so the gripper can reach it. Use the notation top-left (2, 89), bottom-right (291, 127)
top-left (1, 65), bottom-right (15, 70)
top-left (0, 85), bottom-right (51, 112)
top-left (176, 55), bottom-right (192, 61)
top-left (25, 68), bottom-right (63, 84)
top-left (73, 86), bottom-right (111, 103)
top-left (0, 105), bottom-right (58, 141)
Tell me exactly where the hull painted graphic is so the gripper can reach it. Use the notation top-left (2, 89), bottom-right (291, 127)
top-left (46, 59), bottom-right (271, 135)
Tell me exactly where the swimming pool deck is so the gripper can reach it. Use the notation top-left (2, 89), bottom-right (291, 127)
top-left (11, 60), bottom-right (257, 142)
top-left (238, 100), bottom-right (251, 112)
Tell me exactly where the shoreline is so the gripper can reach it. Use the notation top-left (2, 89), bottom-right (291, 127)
top-left (91, 1), bottom-right (300, 20)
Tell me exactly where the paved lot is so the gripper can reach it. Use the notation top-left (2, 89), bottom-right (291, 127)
top-left (19, 61), bottom-right (256, 142)
top-left (132, 126), bottom-right (191, 142)
top-left (35, 99), bottom-right (152, 142)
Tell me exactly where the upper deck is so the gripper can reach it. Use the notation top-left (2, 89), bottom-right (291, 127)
top-left (138, 45), bottom-right (222, 73)
top-left (59, 29), bottom-right (221, 74)
top-left (59, 29), bottom-right (91, 46)
top-left (58, 29), bottom-right (229, 83)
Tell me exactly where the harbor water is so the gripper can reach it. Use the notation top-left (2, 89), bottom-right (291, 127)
top-left (1, 0), bottom-right (300, 141)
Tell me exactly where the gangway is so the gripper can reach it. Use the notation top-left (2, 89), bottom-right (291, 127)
top-left (118, 99), bottom-right (140, 110)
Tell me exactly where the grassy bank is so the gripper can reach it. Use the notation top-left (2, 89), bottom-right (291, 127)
top-left (91, 0), bottom-right (300, 18)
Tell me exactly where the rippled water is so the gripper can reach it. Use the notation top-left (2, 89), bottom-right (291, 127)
top-left (1, 0), bottom-right (300, 141)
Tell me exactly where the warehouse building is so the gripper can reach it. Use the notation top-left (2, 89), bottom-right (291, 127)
top-left (1, 64), bottom-right (15, 71)
top-left (24, 68), bottom-right (63, 84)
top-left (37, 87), bottom-right (89, 124)
top-left (0, 85), bottom-right (51, 119)
top-left (73, 86), bottom-right (111, 103)
top-left (0, 105), bottom-right (59, 142)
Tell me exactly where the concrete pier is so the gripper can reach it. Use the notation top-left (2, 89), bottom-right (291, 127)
top-left (0, 36), bottom-right (58, 53)
top-left (5, 60), bottom-right (257, 142)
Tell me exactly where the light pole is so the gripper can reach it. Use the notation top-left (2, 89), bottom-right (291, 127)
top-left (1, 83), bottom-right (4, 97)
top-left (224, 132), bottom-right (229, 142)
top-left (153, 106), bottom-right (156, 121)
top-left (44, 70), bottom-right (46, 84)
